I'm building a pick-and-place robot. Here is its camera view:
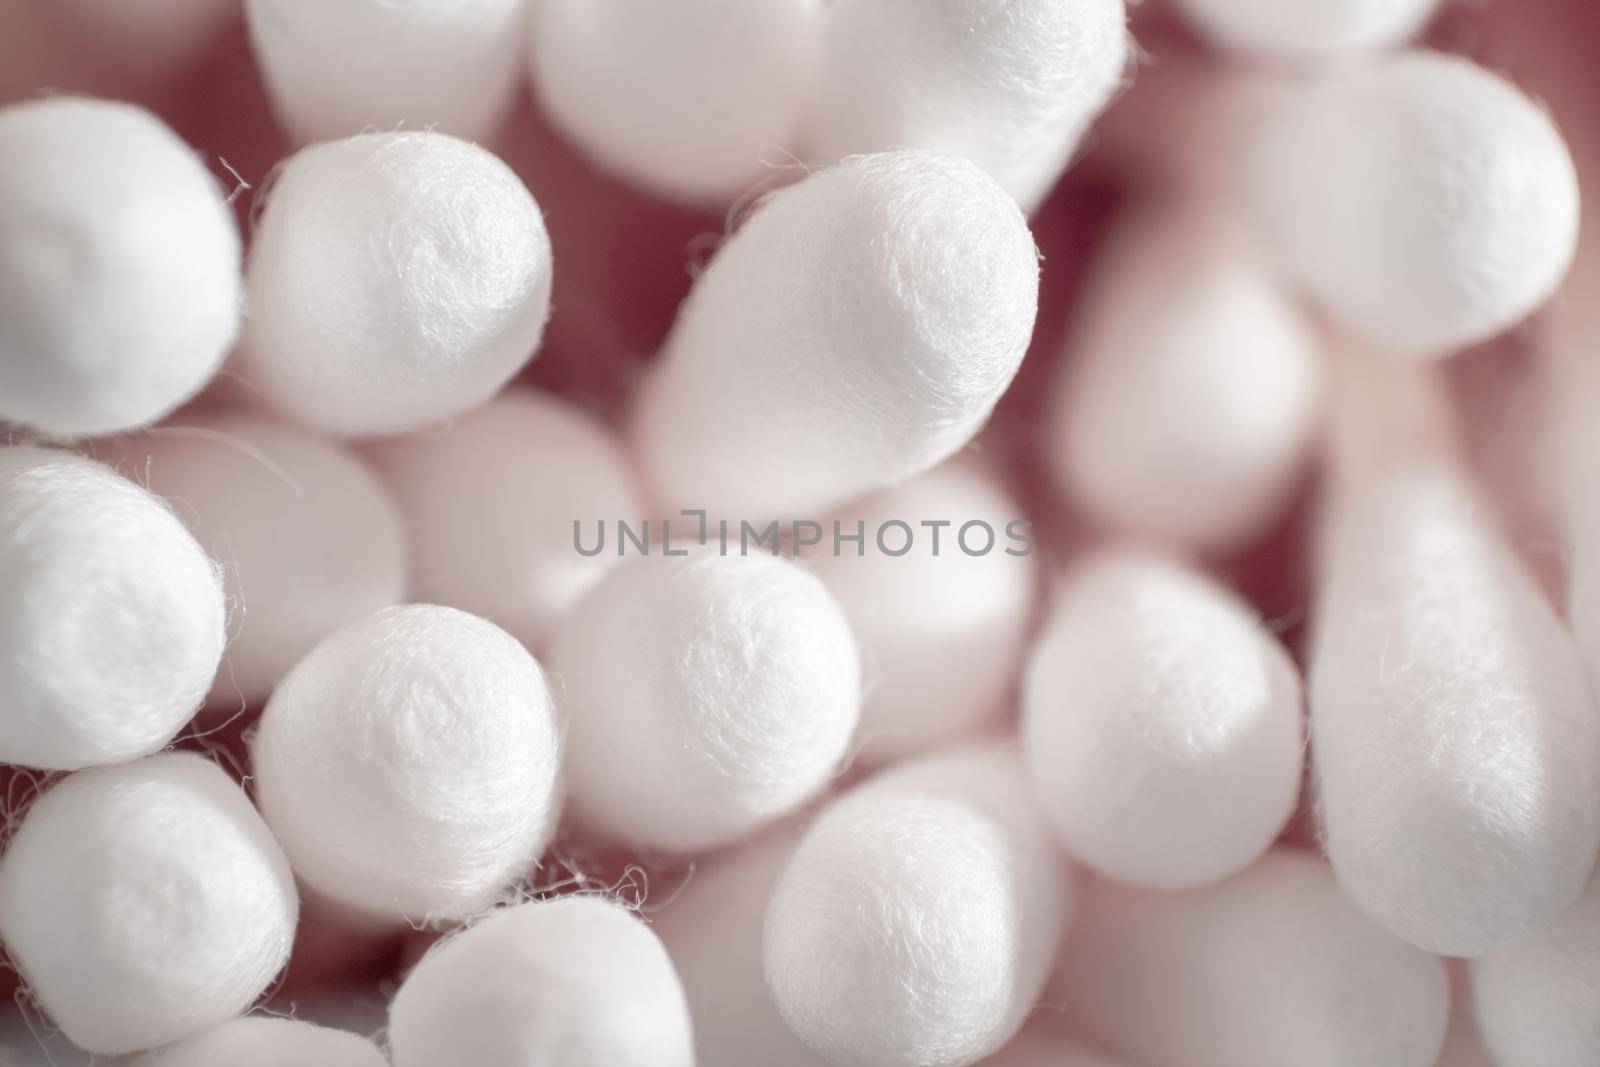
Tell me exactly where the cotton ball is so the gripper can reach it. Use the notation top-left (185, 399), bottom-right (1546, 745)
top-left (763, 743), bottom-right (1069, 1067)
top-left (367, 389), bottom-right (639, 654)
top-left (242, 131), bottom-right (551, 437)
top-left (0, 447), bottom-right (223, 771)
top-left (0, 97), bottom-right (239, 438)
top-left (1253, 52), bottom-right (1579, 357)
top-left (245, 0), bottom-right (525, 145)
top-left (653, 823), bottom-right (827, 1067)
top-left (0, 754), bottom-right (297, 1056)
top-left (807, 461), bottom-right (1036, 767)
top-left (529, 0), bottom-right (817, 206)
top-left (636, 150), bottom-right (1037, 520)
top-left (1172, 0), bottom-right (1439, 60)
top-left (1054, 850), bottom-right (1449, 1067)
top-left (808, 0), bottom-right (1128, 213)
top-left (1467, 875), bottom-right (1600, 1066)
top-left (552, 553), bottom-right (858, 853)
top-left (1023, 549), bottom-right (1303, 889)
top-left (129, 1017), bottom-right (386, 1067)
top-left (1050, 207), bottom-right (1323, 552)
top-left (251, 604), bottom-right (560, 924)
top-left (99, 413), bottom-right (406, 710)
top-left (388, 896), bottom-right (693, 1067)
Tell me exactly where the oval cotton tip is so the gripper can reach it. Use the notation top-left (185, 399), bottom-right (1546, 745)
top-left (0, 754), bottom-right (298, 1056)
top-left (1253, 51), bottom-right (1579, 358)
top-left (1023, 548), bottom-right (1304, 890)
top-left (251, 605), bottom-right (562, 924)
top-left (1049, 207), bottom-right (1323, 551)
top-left (763, 743), bottom-right (1069, 1067)
top-left (242, 131), bottom-right (551, 437)
top-left (529, 0), bottom-right (817, 206)
top-left (807, 0), bottom-right (1129, 213)
top-left (551, 553), bottom-right (859, 853)
top-left (0, 447), bottom-right (224, 771)
top-left (388, 896), bottom-right (694, 1067)
top-left (1052, 850), bottom-right (1450, 1067)
top-left (635, 149), bottom-right (1038, 520)
top-left (130, 1017), bottom-right (387, 1067)
top-left (244, 0), bottom-right (526, 144)
top-left (0, 97), bottom-right (240, 439)
top-left (1172, 0), bottom-right (1440, 60)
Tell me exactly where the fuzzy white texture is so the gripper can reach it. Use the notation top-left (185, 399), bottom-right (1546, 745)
top-left (763, 743), bottom-right (1069, 1067)
top-left (551, 553), bottom-right (858, 853)
top-left (367, 389), bottom-right (640, 654)
top-left (245, 0), bottom-right (526, 144)
top-left (529, 0), bottom-right (817, 206)
top-left (0, 97), bottom-right (239, 438)
top-left (251, 604), bottom-right (561, 924)
top-left (0, 447), bottom-right (223, 770)
top-left (1052, 850), bottom-right (1451, 1067)
top-left (808, 460), bottom-right (1036, 767)
top-left (128, 1016), bottom-right (387, 1067)
top-left (1023, 548), bottom-right (1303, 889)
top-left (1172, 0), bottom-right (1439, 59)
top-left (636, 150), bottom-right (1037, 520)
top-left (1253, 51), bottom-right (1580, 358)
top-left (653, 823), bottom-right (826, 1067)
top-left (1311, 464), bottom-right (1600, 956)
top-left (388, 896), bottom-right (694, 1067)
top-left (99, 413), bottom-right (407, 710)
top-left (807, 0), bottom-right (1128, 213)
top-left (0, 754), bottom-right (298, 1056)
top-left (242, 131), bottom-right (551, 437)
top-left (1468, 875), bottom-right (1600, 1066)
top-left (1051, 207), bottom-right (1323, 551)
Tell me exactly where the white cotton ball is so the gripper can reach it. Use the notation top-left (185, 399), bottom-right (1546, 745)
top-left (1311, 462), bottom-right (1600, 956)
top-left (244, 0), bottom-right (526, 144)
top-left (1468, 875), bottom-right (1600, 1067)
top-left (552, 553), bottom-right (858, 853)
top-left (808, 0), bottom-right (1128, 213)
top-left (0, 447), bottom-right (224, 771)
top-left (1171, 0), bottom-right (1439, 60)
top-left (0, 754), bottom-right (298, 1056)
top-left (653, 823), bottom-right (827, 1067)
top-left (242, 131), bottom-right (551, 437)
top-left (99, 413), bottom-right (407, 710)
top-left (529, 0), bottom-right (817, 206)
top-left (763, 744), bottom-right (1070, 1067)
top-left (367, 389), bottom-right (640, 654)
top-left (636, 150), bottom-right (1037, 520)
top-left (129, 1017), bottom-right (386, 1067)
top-left (808, 461), bottom-right (1036, 767)
top-left (388, 896), bottom-right (694, 1067)
top-left (0, 97), bottom-right (240, 438)
top-left (1253, 51), bottom-right (1580, 357)
top-left (1054, 851), bottom-right (1450, 1067)
top-left (1050, 208), bottom-right (1323, 552)
top-left (251, 604), bottom-right (561, 924)
top-left (1023, 549), bottom-right (1303, 890)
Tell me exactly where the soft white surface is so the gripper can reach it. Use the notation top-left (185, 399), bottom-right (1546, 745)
top-left (130, 1016), bottom-right (386, 1067)
top-left (251, 604), bottom-right (561, 923)
top-left (245, 0), bottom-right (526, 144)
top-left (551, 553), bottom-right (858, 853)
top-left (1052, 851), bottom-right (1451, 1067)
top-left (763, 744), bottom-right (1069, 1067)
top-left (0, 754), bottom-right (298, 1056)
top-left (367, 389), bottom-right (639, 653)
top-left (0, 446), bottom-right (223, 770)
top-left (388, 896), bottom-right (694, 1067)
top-left (529, 0), bottom-right (817, 205)
top-left (0, 97), bottom-right (239, 438)
top-left (242, 131), bottom-right (551, 436)
top-left (1172, 0), bottom-right (1439, 59)
top-left (635, 149), bottom-right (1037, 520)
